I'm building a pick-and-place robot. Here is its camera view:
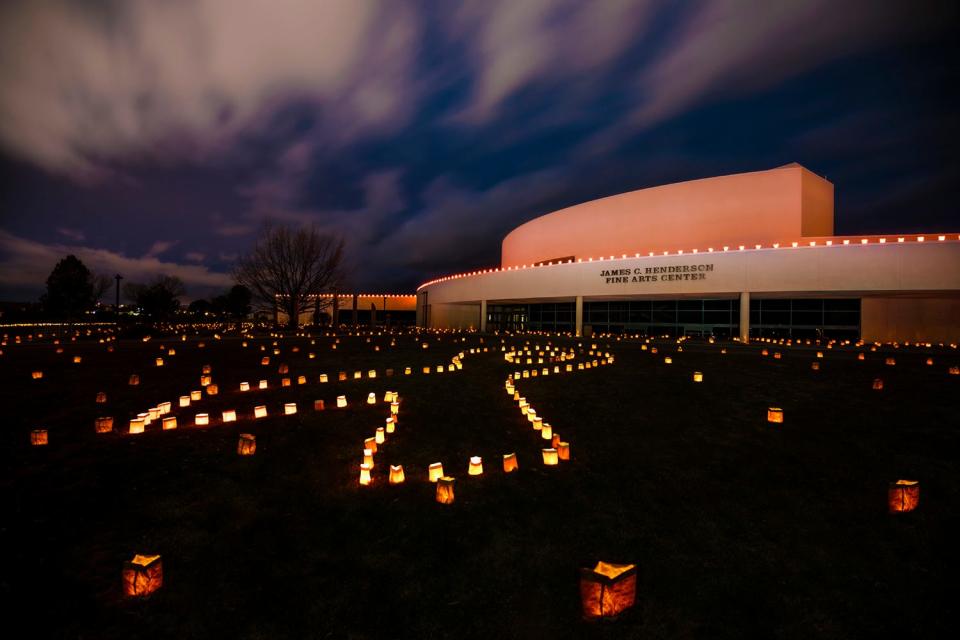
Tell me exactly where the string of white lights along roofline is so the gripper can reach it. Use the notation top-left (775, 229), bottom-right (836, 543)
top-left (272, 294), bottom-right (416, 298)
top-left (415, 233), bottom-right (960, 291)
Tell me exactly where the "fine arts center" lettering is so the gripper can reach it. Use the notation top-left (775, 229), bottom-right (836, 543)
top-left (601, 264), bottom-right (714, 284)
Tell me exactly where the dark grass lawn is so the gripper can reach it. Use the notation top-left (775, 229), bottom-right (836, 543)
top-left (1, 328), bottom-right (958, 639)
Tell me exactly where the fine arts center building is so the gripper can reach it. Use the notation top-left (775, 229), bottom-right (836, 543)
top-left (416, 164), bottom-right (960, 342)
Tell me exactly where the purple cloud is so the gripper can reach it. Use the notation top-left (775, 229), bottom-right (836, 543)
top-left (448, 0), bottom-right (654, 124)
top-left (143, 240), bottom-right (178, 259)
top-left (56, 227), bottom-right (86, 242)
top-left (0, 0), bottom-right (420, 180)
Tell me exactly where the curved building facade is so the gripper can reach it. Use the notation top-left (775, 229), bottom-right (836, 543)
top-left (501, 163), bottom-right (834, 268)
top-left (417, 165), bottom-right (960, 342)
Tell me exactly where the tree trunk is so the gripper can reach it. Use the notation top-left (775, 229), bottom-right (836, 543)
top-left (286, 299), bottom-right (299, 329)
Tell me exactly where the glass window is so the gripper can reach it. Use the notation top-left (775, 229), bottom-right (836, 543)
top-left (678, 309), bottom-right (702, 324)
top-left (629, 307), bottom-right (651, 323)
top-left (704, 299), bottom-right (732, 311)
top-left (791, 311), bottom-right (822, 326)
top-left (704, 310), bottom-right (730, 324)
top-left (759, 311), bottom-right (790, 325)
top-left (748, 298), bottom-right (859, 338)
top-left (760, 299), bottom-right (790, 312)
top-left (791, 299), bottom-right (822, 312)
top-left (651, 300), bottom-right (675, 324)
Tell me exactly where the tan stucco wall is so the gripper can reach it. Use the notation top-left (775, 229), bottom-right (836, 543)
top-left (427, 302), bottom-right (481, 330)
top-left (862, 297), bottom-right (960, 342)
top-left (353, 295), bottom-right (416, 311)
top-left (500, 164), bottom-right (834, 268)
top-left (276, 294), bottom-right (416, 326)
top-left (800, 169), bottom-right (835, 237)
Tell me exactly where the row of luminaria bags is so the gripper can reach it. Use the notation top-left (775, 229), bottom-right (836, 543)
top-left (358, 342), bottom-right (601, 502)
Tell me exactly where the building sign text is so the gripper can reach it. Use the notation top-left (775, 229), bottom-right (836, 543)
top-left (601, 264), bottom-right (714, 284)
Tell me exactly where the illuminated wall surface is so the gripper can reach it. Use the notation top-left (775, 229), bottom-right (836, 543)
top-left (501, 163), bottom-right (833, 268)
top-left (417, 165), bottom-right (960, 342)
top-left (276, 294), bottom-right (417, 326)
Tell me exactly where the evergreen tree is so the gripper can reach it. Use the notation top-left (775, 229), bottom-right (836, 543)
top-left (41, 255), bottom-right (95, 319)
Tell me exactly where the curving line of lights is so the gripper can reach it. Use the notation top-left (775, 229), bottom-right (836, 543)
top-left (0, 321), bottom-right (117, 328)
top-left (416, 233), bottom-right (960, 291)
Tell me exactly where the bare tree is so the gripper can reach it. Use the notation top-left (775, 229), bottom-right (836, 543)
top-left (123, 275), bottom-right (186, 321)
top-left (92, 273), bottom-right (113, 303)
top-left (234, 225), bottom-right (345, 329)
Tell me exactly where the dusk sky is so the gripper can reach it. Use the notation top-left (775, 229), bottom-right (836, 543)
top-left (1, 0), bottom-right (957, 301)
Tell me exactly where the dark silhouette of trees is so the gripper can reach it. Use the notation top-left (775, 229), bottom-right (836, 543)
top-left (186, 285), bottom-right (250, 321)
top-left (210, 295), bottom-right (228, 316)
top-left (234, 225), bottom-right (344, 329)
top-left (187, 299), bottom-right (212, 316)
top-left (224, 284), bottom-right (252, 319)
top-left (41, 255), bottom-right (106, 319)
top-left (124, 275), bottom-right (185, 321)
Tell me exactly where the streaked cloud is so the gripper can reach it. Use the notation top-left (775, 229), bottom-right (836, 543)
top-left (143, 240), bottom-right (177, 259)
top-left (0, 0), bottom-right (419, 179)
top-left (56, 227), bottom-right (86, 242)
top-left (448, 0), bottom-right (652, 124)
